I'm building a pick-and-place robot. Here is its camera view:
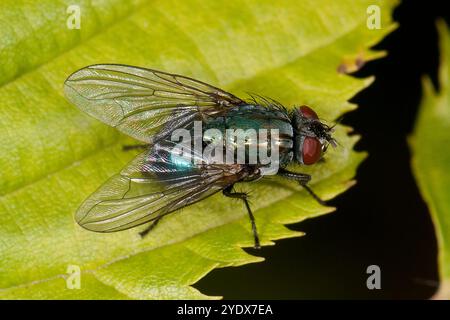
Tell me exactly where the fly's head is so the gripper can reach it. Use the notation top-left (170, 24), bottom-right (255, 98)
top-left (291, 105), bottom-right (337, 165)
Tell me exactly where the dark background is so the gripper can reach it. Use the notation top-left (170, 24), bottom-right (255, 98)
top-left (196, 0), bottom-right (450, 299)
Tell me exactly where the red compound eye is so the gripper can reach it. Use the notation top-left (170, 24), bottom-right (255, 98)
top-left (302, 137), bottom-right (322, 165)
top-left (299, 105), bottom-right (318, 119)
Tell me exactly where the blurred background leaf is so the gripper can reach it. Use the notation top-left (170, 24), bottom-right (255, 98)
top-left (410, 19), bottom-right (450, 299)
top-left (0, 0), bottom-right (396, 299)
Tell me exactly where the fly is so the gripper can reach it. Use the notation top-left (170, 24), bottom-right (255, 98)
top-left (64, 64), bottom-right (337, 249)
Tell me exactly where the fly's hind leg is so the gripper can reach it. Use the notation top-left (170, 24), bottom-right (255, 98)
top-left (277, 168), bottom-right (326, 206)
top-left (139, 217), bottom-right (162, 238)
top-left (223, 184), bottom-right (260, 249)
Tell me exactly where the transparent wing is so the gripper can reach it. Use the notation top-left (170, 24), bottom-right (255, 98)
top-left (75, 139), bottom-right (250, 232)
top-left (64, 64), bottom-right (244, 143)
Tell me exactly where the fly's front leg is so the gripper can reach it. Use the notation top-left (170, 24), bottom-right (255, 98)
top-left (277, 168), bottom-right (326, 205)
top-left (223, 184), bottom-right (260, 249)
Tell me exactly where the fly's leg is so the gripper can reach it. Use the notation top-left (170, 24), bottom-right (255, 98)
top-left (277, 168), bottom-right (326, 206)
top-left (139, 217), bottom-right (162, 238)
top-left (123, 144), bottom-right (149, 151)
top-left (223, 185), bottom-right (261, 249)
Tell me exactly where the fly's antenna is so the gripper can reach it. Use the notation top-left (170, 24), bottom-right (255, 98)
top-left (329, 137), bottom-right (339, 148)
top-left (321, 136), bottom-right (338, 153)
top-left (319, 115), bottom-right (343, 149)
top-left (327, 116), bottom-right (344, 148)
top-left (323, 124), bottom-right (339, 148)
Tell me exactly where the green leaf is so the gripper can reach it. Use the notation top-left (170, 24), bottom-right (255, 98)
top-left (0, 0), bottom-right (397, 299)
top-left (410, 19), bottom-right (450, 299)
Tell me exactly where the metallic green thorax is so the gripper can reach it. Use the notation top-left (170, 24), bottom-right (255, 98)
top-left (203, 104), bottom-right (294, 170)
